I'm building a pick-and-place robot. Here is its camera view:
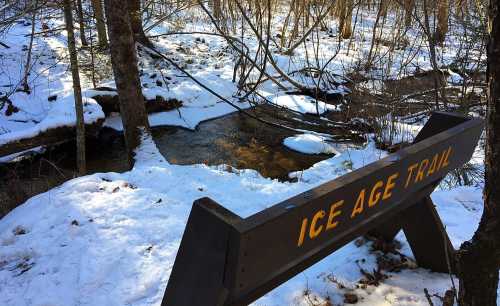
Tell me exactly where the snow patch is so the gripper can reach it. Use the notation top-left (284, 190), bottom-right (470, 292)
top-left (271, 95), bottom-right (338, 115)
top-left (283, 134), bottom-right (339, 155)
top-left (0, 95), bottom-right (104, 146)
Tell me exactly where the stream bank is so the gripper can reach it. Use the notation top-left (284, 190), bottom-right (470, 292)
top-left (0, 106), bottom-right (359, 218)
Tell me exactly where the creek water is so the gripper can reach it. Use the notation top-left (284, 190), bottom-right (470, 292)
top-left (0, 109), bottom-right (335, 217)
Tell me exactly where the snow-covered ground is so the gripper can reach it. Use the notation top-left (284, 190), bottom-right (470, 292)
top-left (0, 135), bottom-right (498, 306)
top-left (1, 3), bottom-right (497, 306)
top-left (0, 17), bottom-right (105, 148)
top-left (1, 3), bottom-right (484, 151)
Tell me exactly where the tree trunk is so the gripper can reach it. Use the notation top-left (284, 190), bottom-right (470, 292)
top-left (341, 0), bottom-right (353, 39)
top-left (75, 0), bottom-right (88, 46)
top-left (365, 0), bottom-right (384, 69)
top-left (22, 0), bottom-right (37, 93)
top-left (212, 0), bottom-right (222, 20)
top-left (404, 0), bottom-right (415, 27)
top-left (63, 0), bottom-right (87, 176)
top-left (456, 0), bottom-right (500, 304)
top-left (422, 0), bottom-right (447, 108)
top-left (91, 0), bottom-right (108, 48)
top-left (104, 0), bottom-right (150, 168)
top-left (435, 0), bottom-right (449, 45)
top-left (127, 0), bottom-right (152, 46)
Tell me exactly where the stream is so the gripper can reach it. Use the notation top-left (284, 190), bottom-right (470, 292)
top-left (0, 108), bottom-right (339, 218)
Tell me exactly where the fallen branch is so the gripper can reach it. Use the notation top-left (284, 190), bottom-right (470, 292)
top-left (0, 119), bottom-right (103, 158)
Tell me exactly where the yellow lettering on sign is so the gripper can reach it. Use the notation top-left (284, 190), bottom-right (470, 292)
top-left (427, 153), bottom-right (439, 176)
top-left (405, 163), bottom-right (419, 188)
top-left (368, 181), bottom-right (384, 207)
top-left (438, 146), bottom-right (452, 169)
top-left (351, 189), bottom-right (366, 218)
top-left (309, 210), bottom-right (325, 239)
top-left (297, 218), bottom-right (308, 247)
top-left (326, 200), bottom-right (344, 230)
top-left (383, 173), bottom-right (399, 200)
top-left (296, 145), bottom-right (456, 248)
top-left (415, 159), bottom-right (430, 183)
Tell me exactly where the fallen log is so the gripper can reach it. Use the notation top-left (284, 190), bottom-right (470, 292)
top-left (88, 87), bottom-right (182, 115)
top-left (0, 119), bottom-right (104, 159)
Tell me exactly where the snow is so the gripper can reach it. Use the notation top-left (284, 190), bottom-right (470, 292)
top-left (1, 136), bottom-right (497, 306)
top-left (283, 133), bottom-right (340, 154)
top-left (377, 114), bottom-right (424, 145)
top-left (0, 1), bottom-right (484, 147)
top-left (447, 69), bottom-right (464, 85)
top-left (133, 128), bottom-right (167, 167)
top-left (0, 17), bottom-right (105, 154)
top-left (271, 94), bottom-right (338, 115)
top-left (0, 94), bottom-right (104, 146)
top-left (104, 98), bottom-right (247, 130)
top-left (0, 3), bottom-right (497, 306)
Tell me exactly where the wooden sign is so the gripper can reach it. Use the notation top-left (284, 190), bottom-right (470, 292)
top-left (161, 112), bottom-right (484, 306)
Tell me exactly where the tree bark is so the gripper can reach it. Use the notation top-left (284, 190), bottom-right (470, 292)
top-left (63, 0), bottom-right (87, 175)
top-left (404, 0), bottom-right (415, 27)
top-left (435, 0), bottom-right (449, 45)
top-left (104, 0), bottom-right (150, 168)
top-left (127, 0), bottom-right (152, 46)
top-left (456, 0), bottom-right (500, 304)
top-left (341, 0), bottom-right (353, 39)
top-left (75, 0), bottom-right (88, 46)
top-left (90, 0), bottom-right (108, 48)
top-left (422, 0), bottom-right (447, 108)
top-left (365, 0), bottom-right (384, 69)
top-left (21, 0), bottom-right (37, 93)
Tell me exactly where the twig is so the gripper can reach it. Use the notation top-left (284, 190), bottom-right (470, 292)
top-left (143, 44), bottom-right (304, 134)
top-left (423, 288), bottom-right (435, 306)
top-left (442, 225), bottom-right (459, 303)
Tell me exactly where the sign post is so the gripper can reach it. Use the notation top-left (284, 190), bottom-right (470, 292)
top-left (161, 112), bottom-right (484, 306)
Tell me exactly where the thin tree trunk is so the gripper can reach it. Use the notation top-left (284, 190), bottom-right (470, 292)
top-left (104, 0), bottom-right (150, 168)
top-left (63, 0), bottom-right (86, 176)
top-left (91, 0), bottom-right (108, 48)
top-left (75, 0), bottom-right (88, 46)
top-left (404, 0), bottom-right (415, 27)
top-left (341, 0), bottom-right (353, 39)
top-left (89, 25), bottom-right (97, 87)
top-left (127, 0), bottom-right (152, 46)
top-left (422, 0), bottom-right (446, 108)
top-left (456, 0), bottom-right (500, 304)
top-left (22, 0), bottom-right (37, 93)
top-left (365, 0), bottom-right (384, 69)
top-left (212, 0), bottom-right (222, 20)
top-left (436, 0), bottom-right (449, 45)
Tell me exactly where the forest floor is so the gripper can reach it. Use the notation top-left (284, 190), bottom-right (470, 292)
top-left (0, 5), bottom-right (498, 306)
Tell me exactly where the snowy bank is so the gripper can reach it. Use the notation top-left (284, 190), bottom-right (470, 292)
top-left (283, 133), bottom-right (339, 154)
top-left (0, 95), bottom-right (104, 147)
top-left (0, 139), bottom-right (497, 306)
top-left (271, 94), bottom-right (338, 115)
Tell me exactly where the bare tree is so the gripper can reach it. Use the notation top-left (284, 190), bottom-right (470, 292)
top-left (63, 0), bottom-right (86, 175)
top-left (435, 0), bottom-right (449, 45)
top-left (21, 0), bottom-right (38, 93)
top-left (91, 0), bottom-right (108, 48)
top-left (104, 0), bottom-right (150, 168)
top-left (127, 0), bottom-right (152, 46)
top-left (75, 0), bottom-right (88, 46)
top-left (456, 0), bottom-right (500, 304)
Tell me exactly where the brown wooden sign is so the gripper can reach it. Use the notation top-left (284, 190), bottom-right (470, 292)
top-left (161, 112), bottom-right (484, 306)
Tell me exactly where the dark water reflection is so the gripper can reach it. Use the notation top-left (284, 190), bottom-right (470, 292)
top-left (153, 112), bottom-right (331, 180)
top-left (0, 110), bottom-right (334, 217)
